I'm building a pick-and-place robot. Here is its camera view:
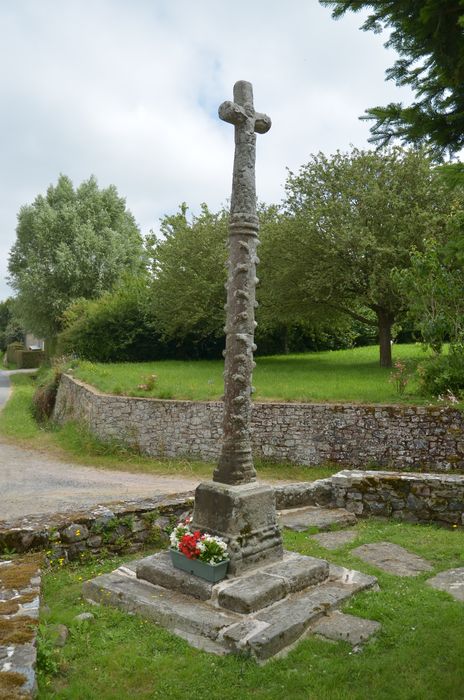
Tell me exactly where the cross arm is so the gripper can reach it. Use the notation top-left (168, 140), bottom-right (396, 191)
top-left (254, 112), bottom-right (271, 134)
top-left (219, 100), bottom-right (247, 126)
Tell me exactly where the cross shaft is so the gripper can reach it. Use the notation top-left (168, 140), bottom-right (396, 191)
top-left (213, 81), bottom-right (271, 485)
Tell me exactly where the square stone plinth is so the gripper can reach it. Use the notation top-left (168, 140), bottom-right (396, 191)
top-left (83, 551), bottom-right (377, 662)
top-left (192, 481), bottom-right (283, 575)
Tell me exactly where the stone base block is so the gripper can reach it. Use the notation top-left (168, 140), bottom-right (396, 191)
top-left (83, 550), bottom-right (377, 662)
top-left (192, 481), bottom-right (283, 575)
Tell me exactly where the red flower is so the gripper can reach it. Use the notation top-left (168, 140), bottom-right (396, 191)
top-left (178, 530), bottom-right (201, 559)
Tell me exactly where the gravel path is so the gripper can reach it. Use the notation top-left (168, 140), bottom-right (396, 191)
top-left (0, 370), bottom-right (200, 520)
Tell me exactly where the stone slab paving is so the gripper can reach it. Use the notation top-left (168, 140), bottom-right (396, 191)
top-left (426, 568), bottom-right (464, 602)
top-left (351, 542), bottom-right (433, 577)
top-left (278, 506), bottom-right (357, 532)
top-left (311, 611), bottom-right (381, 646)
top-left (83, 552), bottom-right (377, 662)
top-left (0, 553), bottom-right (42, 699)
top-left (310, 530), bottom-right (358, 550)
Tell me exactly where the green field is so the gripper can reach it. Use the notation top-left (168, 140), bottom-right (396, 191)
top-left (71, 344), bottom-right (431, 404)
top-left (36, 519), bottom-right (464, 699)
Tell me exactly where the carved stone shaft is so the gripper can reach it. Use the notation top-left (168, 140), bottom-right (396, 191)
top-left (214, 80), bottom-right (271, 486)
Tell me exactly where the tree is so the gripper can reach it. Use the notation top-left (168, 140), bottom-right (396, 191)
top-left (8, 175), bottom-right (145, 351)
top-left (0, 298), bottom-right (24, 351)
top-left (321, 1), bottom-right (464, 157)
top-left (263, 147), bottom-right (457, 367)
top-left (150, 203), bottom-right (229, 355)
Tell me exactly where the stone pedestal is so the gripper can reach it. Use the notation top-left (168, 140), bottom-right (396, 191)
top-left (192, 481), bottom-right (283, 575)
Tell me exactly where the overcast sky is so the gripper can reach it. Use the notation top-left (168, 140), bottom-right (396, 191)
top-left (0, 0), bottom-right (411, 301)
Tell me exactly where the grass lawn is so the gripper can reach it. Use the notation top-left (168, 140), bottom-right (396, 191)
top-left (71, 344), bottom-right (433, 404)
top-left (37, 519), bottom-right (464, 699)
top-left (0, 374), bottom-right (336, 483)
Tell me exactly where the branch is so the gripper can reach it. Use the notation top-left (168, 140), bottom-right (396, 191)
top-left (326, 302), bottom-right (377, 327)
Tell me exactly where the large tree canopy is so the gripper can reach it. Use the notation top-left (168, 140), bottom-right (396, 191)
top-left (320, 1), bottom-right (464, 157)
top-left (8, 175), bottom-right (145, 345)
top-left (150, 203), bottom-right (229, 353)
top-left (262, 147), bottom-right (459, 366)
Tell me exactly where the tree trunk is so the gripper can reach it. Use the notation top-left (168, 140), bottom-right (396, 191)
top-left (377, 311), bottom-right (393, 368)
top-left (282, 324), bottom-right (289, 355)
top-left (44, 335), bottom-right (57, 362)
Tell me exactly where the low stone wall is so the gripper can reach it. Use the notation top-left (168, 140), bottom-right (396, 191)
top-left (0, 495), bottom-right (193, 564)
top-left (0, 554), bottom-right (42, 699)
top-left (0, 474), bottom-right (462, 564)
top-left (54, 374), bottom-right (464, 472)
top-left (331, 470), bottom-right (464, 526)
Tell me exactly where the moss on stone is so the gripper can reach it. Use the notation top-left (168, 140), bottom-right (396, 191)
top-left (0, 670), bottom-right (29, 699)
top-left (0, 554), bottom-right (42, 589)
top-left (0, 616), bottom-right (37, 644)
top-left (0, 599), bottom-right (19, 615)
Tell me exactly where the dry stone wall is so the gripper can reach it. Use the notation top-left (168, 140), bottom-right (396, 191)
top-left (0, 495), bottom-right (193, 563)
top-left (331, 470), bottom-right (464, 527)
top-left (54, 374), bottom-right (464, 472)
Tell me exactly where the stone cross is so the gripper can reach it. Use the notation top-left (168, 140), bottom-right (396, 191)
top-left (213, 80), bottom-right (271, 486)
top-left (192, 81), bottom-right (282, 575)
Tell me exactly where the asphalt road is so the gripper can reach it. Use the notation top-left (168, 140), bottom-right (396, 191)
top-left (0, 369), bottom-right (200, 521)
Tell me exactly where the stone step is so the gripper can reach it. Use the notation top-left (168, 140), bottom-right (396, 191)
top-left (136, 551), bottom-right (215, 601)
top-left (136, 550), bottom-right (330, 613)
top-left (82, 569), bottom-right (241, 653)
top-left (82, 555), bottom-right (377, 661)
top-left (243, 567), bottom-right (376, 660)
top-left (278, 506), bottom-right (357, 532)
top-left (218, 553), bottom-right (329, 613)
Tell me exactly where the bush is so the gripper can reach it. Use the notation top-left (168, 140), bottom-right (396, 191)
top-left (57, 277), bottom-right (165, 362)
top-left (418, 348), bottom-right (464, 398)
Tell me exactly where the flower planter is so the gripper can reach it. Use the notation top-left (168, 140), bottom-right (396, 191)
top-left (169, 548), bottom-right (229, 583)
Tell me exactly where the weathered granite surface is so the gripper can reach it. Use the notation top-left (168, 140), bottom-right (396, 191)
top-left (0, 554), bottom-right (42, 699)
top-left (83, 554), bottom-right (377, 661)
top-left (54, 374), bottom-right (464, 472)
top-left (426, 568), bottom-right (464, 602)
top-left (351, 542), bottom-right (433, 576)
top-left (311, 611), bottom-right (381, 645)
top-left (1, 471), bottom-right (463, 561)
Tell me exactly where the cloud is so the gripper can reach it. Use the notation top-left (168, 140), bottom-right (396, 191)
top-left (0, 0), bottom-right (411, 300)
